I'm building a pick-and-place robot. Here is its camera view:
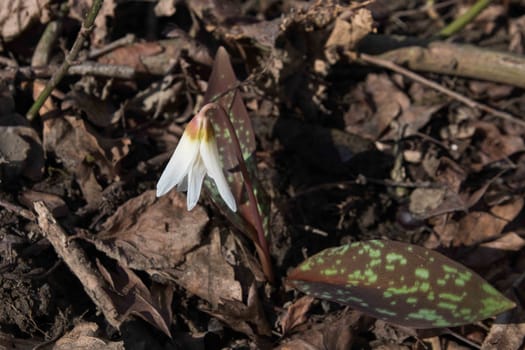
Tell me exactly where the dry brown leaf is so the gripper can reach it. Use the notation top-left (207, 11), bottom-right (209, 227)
top-left (94, 190), bottom-right (207, 270)
top-left (481, 311), bottom-right (525, 350)
top-left (53, 322), bottom-right (124, 350)
top-left (456, 212), bottom-right (507, 246)
top-left (167, 228), bottom-right (271, 337)
top-left (472, 121), bottom-right (525, 170)
top-left (279, 296), bottom-right (315, 335)
top-left (32, 80), bottom-right (57, 115)
top-left (386, 104), bottom-right (443, 139)
top-left (168, 227), bottom-right (242, 308)
top-left (97, 261), bottom-right (173, 337)
top-left (224, 18), bottom-right (282, 48)
top-left (98, 41), bottom-right (164, 73)
top-left (455, 198), bottom-right (523, 246)
top-left (209, 282), bottom-right (272, 338)
top-left (435, 157), bottom-right (467, 193)
top-left (346, 74), bottom-right (410, 140)
top-left (482, 231), bottom-right (525, 252)
top-left (473, 4), bottom-right (506, 34)
top-left (64, 90), bottom-right (120, 127)
top-left (461, 232), bottom-right (525, 269)
top-left (0, 0), bottom-right (51, 41)
top-left (409, 188), bottom-right (466, 219)
top-left (154, 0), bottom-right (177, 17)
top-left (43, 115), bottom-right (130, 208)
top-left (490, 197), bottom-right (524, 221)
top-left (372, 320), bottom-right (416, 347)
top-left (469, 81), bottom-right (514, 100)
top-left (325, 9), bottom-right (373, 64)
top-left (186, 0), bottom-right (241, 26)
top-left (276, 310), bottom-right (360, 350)
top-left (0, 126), bottom-right (44, 181)
top-left (429, 215), bottom-right (459, 247)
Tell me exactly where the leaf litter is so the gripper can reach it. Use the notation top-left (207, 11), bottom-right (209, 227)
top-left (1, 0), bottom-right (525, 349)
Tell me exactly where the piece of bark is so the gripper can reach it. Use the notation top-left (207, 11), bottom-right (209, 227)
top-left (34, 202), bottom-right (121, 330)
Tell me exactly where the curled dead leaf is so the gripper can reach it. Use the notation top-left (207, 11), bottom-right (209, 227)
top-left (279, 296), bottom-right (315, 335)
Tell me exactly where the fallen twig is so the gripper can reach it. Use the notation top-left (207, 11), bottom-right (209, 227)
top-left (67, 62), bottom-right (136, 79)
top-left (34, 202), bottom-right (121, 330)
top-left (1, 62), bottom-right (136, 81)
top-left (353, 51), bottom-right (525, 128)
top-left (87, 33), bottom-right (136, 59)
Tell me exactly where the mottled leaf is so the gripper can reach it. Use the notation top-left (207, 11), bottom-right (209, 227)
top-left (287, 240), bottom-right (515, 329)
top-left (203, 46), bottom-right (256, 168)
top-left (202, 48), bottom-right (270, 239)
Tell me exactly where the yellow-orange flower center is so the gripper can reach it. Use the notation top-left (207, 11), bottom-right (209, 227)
top-left (185, 107), bottom-right (215, 142)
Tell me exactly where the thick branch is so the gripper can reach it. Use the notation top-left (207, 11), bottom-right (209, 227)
top-left (358, 35), bottom-right (525, 89)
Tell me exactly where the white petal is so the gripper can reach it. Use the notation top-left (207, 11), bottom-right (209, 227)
top-left (186, 156), bottom-right (206, 210)
top-left (156, 133), bottom-right (199, 197)
top-left (200, 137), bottom-right (237, 212)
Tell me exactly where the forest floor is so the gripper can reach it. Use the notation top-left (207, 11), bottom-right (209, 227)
top-left (0, 0), bottom-right (524, 349)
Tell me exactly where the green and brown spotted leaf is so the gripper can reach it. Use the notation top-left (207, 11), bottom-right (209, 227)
top-left (203, 47), bottom-right (256, 168)
top-left (202, 47), bottom-right (270, 239)
top-left (287, 240), bottom-right (515, 329)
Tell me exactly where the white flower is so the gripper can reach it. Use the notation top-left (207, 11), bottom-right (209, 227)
top-left (156, 106), bottom-right (237, 212)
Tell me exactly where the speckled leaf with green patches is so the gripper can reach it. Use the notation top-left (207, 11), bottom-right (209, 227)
top-left (287, 240), bottom-right (515, 329)
top-left (203, 47), bottom-right (256, 169)
top-left (201, 47), bottom-right (268, 223)
top-left (201, 47), bottom-right (271, 273)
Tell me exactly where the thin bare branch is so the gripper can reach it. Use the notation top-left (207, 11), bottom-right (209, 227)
top-left (26, 0), bottom-right (104, 120)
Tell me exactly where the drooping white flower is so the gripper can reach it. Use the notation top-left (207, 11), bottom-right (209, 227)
top-left (156, 106), bottom-right (237, 212)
